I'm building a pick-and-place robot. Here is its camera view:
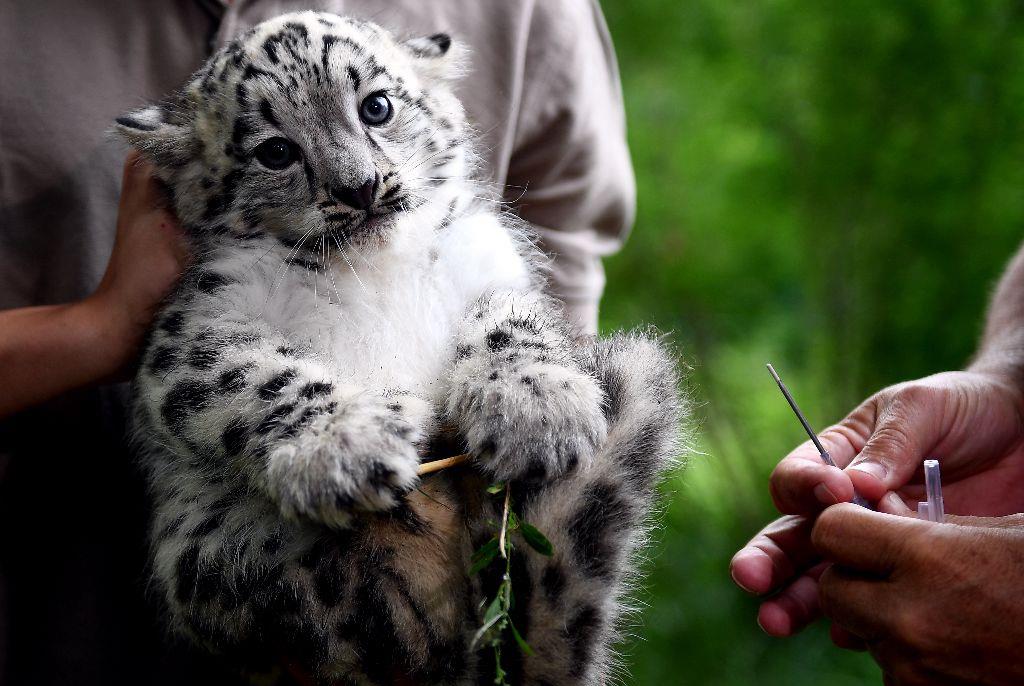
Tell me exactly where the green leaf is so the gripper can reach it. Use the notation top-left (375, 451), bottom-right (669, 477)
top-left (507, 510), bottom-right (520, 530)
top-left (469, 545), bottom-right (499, 576)
top-left (471, 594), bottom-right (506, 649)
top-left (472, 538), bottom-right (499, 563)
top-left (486, 482), bottom-right (506, 494)
top-left (509, 620), bottom-right (534, 656)
top-left (520, 522), bottom-right (554, 556)
top-left (483, 591), bottom-right (504, 625)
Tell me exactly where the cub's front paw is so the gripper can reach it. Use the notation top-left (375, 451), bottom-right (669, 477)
top-left (451, 362), bottom-right (607, 483)
top-left (266, 395), bottom-right (427, 528)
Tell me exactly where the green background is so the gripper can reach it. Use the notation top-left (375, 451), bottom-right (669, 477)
top-left (598, 1), bottom-right (1024, 683)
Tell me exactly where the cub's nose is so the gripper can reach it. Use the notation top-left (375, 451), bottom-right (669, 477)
top-left (331, 177), bottom-right (379, 211)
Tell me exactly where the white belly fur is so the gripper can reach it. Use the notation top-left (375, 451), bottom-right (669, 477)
top-left (203, 209), bottom-right (532, 404)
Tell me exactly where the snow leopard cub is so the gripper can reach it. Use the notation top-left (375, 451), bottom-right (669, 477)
top-left (118, 11), bottom-right (683, 685)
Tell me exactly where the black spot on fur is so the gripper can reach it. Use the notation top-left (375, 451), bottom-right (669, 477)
top-left (231, 116), bottom-right (252, 146)
top-left (242, 64), bottom-right (269, 81)
top-left (258, 368), bottom-right (297, 400)
top-left (367, 462), bottom-right (396, 490)
top-left (486, 329), bottom-right (513, 352)
top-left (520, 338), bottom-right (550, 351)
top-left (258, 99), bottom-right (281, 128)
top-left (261, 532), bottom-right (283, 555)
top-left (161, 379), bottom-right (213, 431)
top-left (350, 573), bottom-right (414, 682)
top-left (116, 115), bottom-right (158, 131)
top-left (218, 365), bottom-right (249, 393)
top-left (313, 564), bottom-right (346, 607)
top-left (195, 271), bottom-right (230, 293)
top-left (277, 234), bottom-right (304, 249)
top-left (187, 345), bottom-right (219, 370)
top-left (566, 604), bottom-right (601, 677)
top-left (175, 544), bottom-right (201, 602)
top-left (284, 21), bottom-right (309, 40)
top-left (299, 381), bottom-right (333, 399)
top-left (222, 419), bottom-right (250, 456)
top-left (235, 81), bottom-right (248, 109)
top-left (541, 563), bottom-right (566, 604)
top-left (507, 316), bottom-right (541, 334)
top-left (159, 310), bottom-right (185, 336)
top-left (255, 402), bottom-right (296, 434)
top-left (455, 344), bottom-right (473, 360)
top-left (262, 35), bottom-right (282, 63)
top-left (568, 482), bottom-right (632, 578)
top-left (321, 34), bottom-right (338, 73)
top-left (617, 419), bottom-right (664, 494)
top-left (149, 345), bottom-right (179, 375)
top-left (157, 513), bottom-right (187, 541)
top-left (346, 65), bottom-right (360, 91)
top-left (192, 510), bottom-right (225, 538)
top-left (195, 557), bottom-right (223, 603)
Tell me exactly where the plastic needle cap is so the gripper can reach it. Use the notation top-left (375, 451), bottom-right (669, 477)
top-left (766, 363), bottom-right (871, 509)
top-left (917, 459), bottom-right (945, 523)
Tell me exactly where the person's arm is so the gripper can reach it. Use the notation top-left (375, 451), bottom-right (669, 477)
top-left (0, 152), bottom-right (187, 418)
top-left (730, 239), bottom-right (1024, 637)
top-left (504, 0), bottom-right (635, 334)
top-left (972, 241), bottom-right (1024, 385)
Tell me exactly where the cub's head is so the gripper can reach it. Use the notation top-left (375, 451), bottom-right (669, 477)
top-left (116, 12), bottom-right (467, 250)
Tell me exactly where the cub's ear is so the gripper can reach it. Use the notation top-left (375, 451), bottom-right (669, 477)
top-left (404, 33), bottom-right (452, 58)
top-left (113, 102), bottom-right (194, 168)
top-left (402, 32), bottom-right (465, 80)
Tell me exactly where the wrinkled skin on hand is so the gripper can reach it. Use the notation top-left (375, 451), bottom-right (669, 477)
top-left (813, 505), bottom-right (1024, 686)
top-left (730, 371), bottom-right (1024, 637)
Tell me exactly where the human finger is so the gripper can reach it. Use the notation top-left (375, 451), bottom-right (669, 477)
top-left (768, 400), bottom-right (878, 514)
top-left (756, 562), bottom-right (828, 637)
top-left (845, 385), bottom-right (948, 501)
top-left (730, 515), bottom-right (817, 596)
top-left (876, 491), bottom-right (915, 516)
top-left (830, 622), bottom-right (868, 651)
top-left (812, 503), bottom-right (924, 574)
top-left (818, 564), bottom-right (889, 641)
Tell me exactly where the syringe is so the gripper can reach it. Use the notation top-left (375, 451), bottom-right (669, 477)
top-left (766, 363), bottom-right (872, 509)
top-left (916, 459), bottom-right (945, 523)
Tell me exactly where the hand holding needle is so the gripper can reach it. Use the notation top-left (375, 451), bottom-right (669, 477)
top-left (766, 363), bottom-right (872, 509)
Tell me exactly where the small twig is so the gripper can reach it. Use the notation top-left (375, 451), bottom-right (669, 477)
top-left (417, 453), bottom-right (470, 475)
top-left (498, 484), bottom-right (511, 559)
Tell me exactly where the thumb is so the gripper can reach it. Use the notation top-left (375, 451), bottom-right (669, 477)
top-left (844, 388), bottom-right (940, 501)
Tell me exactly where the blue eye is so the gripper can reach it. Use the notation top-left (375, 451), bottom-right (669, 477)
top-left (254, 137), bottom-right (299, 170)
top-left (359, 93), bottom-right (392, 126)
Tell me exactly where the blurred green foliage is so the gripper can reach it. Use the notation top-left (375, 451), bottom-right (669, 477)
top-left (598, 1), bottom-right (1024, 683)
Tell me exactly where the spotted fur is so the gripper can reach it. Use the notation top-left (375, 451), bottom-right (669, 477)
top-left (118, 12), bottom-right (686, 685)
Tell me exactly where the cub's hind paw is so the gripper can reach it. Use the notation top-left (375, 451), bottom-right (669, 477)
top-left (266, 394), bottom-right (427, 528)
top-left (451, 361), bottom-right (607, 483)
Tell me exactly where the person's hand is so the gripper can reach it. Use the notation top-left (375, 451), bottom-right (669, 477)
top-left (82, 151), bottom-right (189, 378)
top-left (730, 370), bottom-right (1024, 636)
top-left (813, 504), bottom-right (1024, 686)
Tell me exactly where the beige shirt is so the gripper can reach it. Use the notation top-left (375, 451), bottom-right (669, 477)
top-left (0, 0), bottom-right (634, 333)
top-left (0, 2), bottom-right (633, 683)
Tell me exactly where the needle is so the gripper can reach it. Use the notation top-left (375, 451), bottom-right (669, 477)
top-left (767, 363), bottom-right (871, 508)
